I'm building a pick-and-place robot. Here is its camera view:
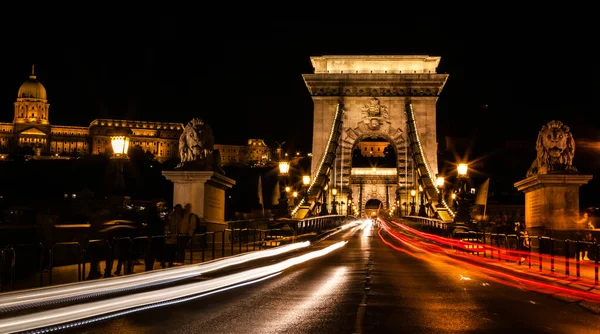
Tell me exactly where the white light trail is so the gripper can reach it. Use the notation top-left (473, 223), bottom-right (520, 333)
top-left (0, 241), bottom-right (311, 312)
top-left (0, 240), bottom-right (348, 334)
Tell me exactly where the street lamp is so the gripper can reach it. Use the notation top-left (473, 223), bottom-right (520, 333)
top-left (302, 175), bottom-right (311, 205)
top-left (277, 161), bottom-right (290, 218)
top-left (110, 134), bottom-right (130, 198)
top-left (110, 135), bottom-right (130, 159)
top-left (436, 176), bottom-right (445, 207)
top-left (455, 163), bottom-right (471, 225)
top-left (331, 187), bottom-right (338, 214)
top-left (320, 183), bottom-right (329, 215)
top-left (418, 184), bottom-right (427, 217)
top-left (292, 191), bottom-right (298, 206)
top-left (410, 189), bottom-right (416, 216)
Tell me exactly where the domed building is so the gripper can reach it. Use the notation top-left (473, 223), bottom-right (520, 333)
top-left (0, 67), bottom-right (272, 165)
top-left (0, 67), bottom-right (185, 161)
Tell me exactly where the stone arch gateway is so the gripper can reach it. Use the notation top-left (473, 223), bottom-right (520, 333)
top-left (302, 55), bottom-right (448, 216)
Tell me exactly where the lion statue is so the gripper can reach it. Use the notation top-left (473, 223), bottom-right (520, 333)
top-left (526, 120), bottom-right (577, 177)
top-left (176, 118), bottom-right (224, 174)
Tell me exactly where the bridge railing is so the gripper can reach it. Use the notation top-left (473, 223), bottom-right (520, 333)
top-left (398, 216), bottom-right (600, 284)
top-left (0, 215), bottom-right (355, 292)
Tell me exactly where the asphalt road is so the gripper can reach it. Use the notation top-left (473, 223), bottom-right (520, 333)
top-left (63, 222), bottom-right (600, 334)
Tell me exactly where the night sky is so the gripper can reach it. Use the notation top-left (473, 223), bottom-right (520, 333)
top-left (1, 14), bottom-right (597, 164)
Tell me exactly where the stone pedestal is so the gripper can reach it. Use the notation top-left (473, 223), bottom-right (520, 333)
top-left (162, 171), bottom-right (236, 231)
top-left (514, 174), bottom-right (592, 232)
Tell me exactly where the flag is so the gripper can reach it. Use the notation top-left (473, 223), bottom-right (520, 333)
top-left (257, 175), bottom-right (264, 206)
top-left (474, 178), bottom-right (490, 206)
top-left (257, 175), bottom-right (265, 216)
top-left (272, 180), bottom-right (281, 206)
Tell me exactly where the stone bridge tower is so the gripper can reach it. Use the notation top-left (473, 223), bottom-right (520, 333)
top-left (302, 55), bottom-right (448, 215)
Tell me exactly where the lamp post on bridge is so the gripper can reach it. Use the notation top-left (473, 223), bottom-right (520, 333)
top-left (331, 187), bottom-right (338, 215)
top-left (418, 184), bottom-right (427, 217)
top-left (409, 189), bottom-right (416, 216)
top-left (454, 163), bottom-right (471, 226)
top-left (302, 175), bottom-right (311, 206)
top-left (277, 161), bottom-right (290, 218)
top-left (319, 183), bottom-right (329, 216)
top-left (110, 132), bottom-right (130, 202)
top-left (436, 176), bottom-right (445, 208)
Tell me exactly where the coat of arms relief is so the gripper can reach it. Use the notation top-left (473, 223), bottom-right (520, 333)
top-left (358, 97), bottom-right (391, 132)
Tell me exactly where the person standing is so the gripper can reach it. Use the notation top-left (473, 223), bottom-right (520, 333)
top-left (175, 203), bottom-right (199, 265)
top-left (163, 204), bottom-right (183, 267)
top-left (144, 206), bottom-right (167, 271)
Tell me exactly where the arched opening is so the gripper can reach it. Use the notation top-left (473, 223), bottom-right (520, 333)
top-left (352, 136), bottom-right (397, 168)
top-left (365, 198), bottom-right (382, 218)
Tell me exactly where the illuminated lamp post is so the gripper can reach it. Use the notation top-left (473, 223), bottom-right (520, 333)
top-left (302, 175), bottom-right (311, 206)
top-left (436, 176), bottom-right (445, 208)
top-left (319, 183), bottom-right (329, 216)
top-left (346, 192), bottom-right (353, 217)
top-left (277, 161), bottom-right (290, 218)
top-left (410, 189), bottom-right (416, 216)
top-left (454, 163), bottom-right (471, 225)
top-left (110, 133), bottom-right (130, 198)
top-left (331, 188), bottom-right (338, 215)
top-left (418, 185), bottom-right (427, 217)
top-left (292, 191), bottom-right (298, 206)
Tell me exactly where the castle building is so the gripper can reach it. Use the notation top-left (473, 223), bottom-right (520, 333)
top-left (0, 68), bottom-right (272, 165)
top-left (0, 67), bottom-right (185, 162)
top-left (356, 141), bottom-right (389, 157)
top-left (214, 139), bottom-right (271, 166)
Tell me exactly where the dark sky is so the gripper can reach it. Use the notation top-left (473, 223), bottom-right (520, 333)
top-left (0, 14), bottom-right (597, 157)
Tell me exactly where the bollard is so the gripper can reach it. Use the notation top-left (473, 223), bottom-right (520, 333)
top-left (595, 243), bottom-right (599, 284)
top-left (538, 236), bottom-right (543, 272)
top-left (576, 241), bottom-right (581, 278)
top-left (550, 238), bottom-right (555, 273)
top-left (565, 240), bottom-right (570, 276)
top-left (212, 232), bottom-right (216, 260)
top-left (222, 230), bottom-right (226, 258)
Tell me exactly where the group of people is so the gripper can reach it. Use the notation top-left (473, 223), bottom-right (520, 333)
top-left (86, 202), bottom-right (201, 279)
top-left (161, 203), bottom-right (201, 268)
top-left (577, 212), bottom-right (596, 261)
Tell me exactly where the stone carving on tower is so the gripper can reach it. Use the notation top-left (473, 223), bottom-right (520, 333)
top-left (358, 98), bottom-right (391, 132)
top-left (176, 118), bottom-right (224, 174)
top-left (526, 120), bottom-right (578, 177)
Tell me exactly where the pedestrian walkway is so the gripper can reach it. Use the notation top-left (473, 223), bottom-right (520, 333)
top-left (6, 244), bottom-right (256, 292)
top-left (394, 218), bottom-right (600, 313)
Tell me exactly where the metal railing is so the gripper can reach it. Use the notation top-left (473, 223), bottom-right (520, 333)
top-left (0, 215), bottom-right (350, 292)
top-left (402, 216), bottom-right (600, 284)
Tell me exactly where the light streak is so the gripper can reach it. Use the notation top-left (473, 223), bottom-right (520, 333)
top-left (0, 241), bottom-right (311, 312)
top-left (378, 220), bottom-right (600, 303)
top-left (0, 241), bottom-right (347, 334)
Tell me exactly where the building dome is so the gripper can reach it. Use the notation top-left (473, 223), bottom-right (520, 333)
top-left (17, 66), bottom-right (47, 100)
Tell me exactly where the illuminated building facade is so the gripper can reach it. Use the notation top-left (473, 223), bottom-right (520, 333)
top-left (0, 69), bottom-right (274, 165)
top-left (0, 68), bottom-right (184, 162)
top-left (356, 141), bottom-right (389, 157)
top-left (214, 139), bottom-right (271, 166)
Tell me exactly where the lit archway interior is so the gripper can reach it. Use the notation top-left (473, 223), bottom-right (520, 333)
top-left (364, 199), bottom-right (383, 218)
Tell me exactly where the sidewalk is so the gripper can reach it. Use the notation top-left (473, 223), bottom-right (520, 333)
top-left (6, 243), bottom-right (262, 292)
top-left (453, 247), bottom-right (600, 313)
top-left (396, 219), bottom-right (600, 312)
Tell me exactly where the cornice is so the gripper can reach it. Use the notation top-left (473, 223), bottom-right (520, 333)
top-left (303, 73), bottom-right (448, 97)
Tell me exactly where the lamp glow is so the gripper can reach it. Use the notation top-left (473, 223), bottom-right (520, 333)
top-left (436, 176), bottom-right (444, 188)
top-left (279, 161), bottom-right (290, 175)
top-left (410, 189), bottom-right (416, 197)
top-left (302, 175), bottom-right (311, 186)
top-left (110, 135), bottom-right (130, 156)
top-left (457, 163), bottom-right (468, 177)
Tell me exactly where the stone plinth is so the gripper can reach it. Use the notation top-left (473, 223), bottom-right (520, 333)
top-left (514, 174), bottom-right (592, 232)
top-left (162, 171), bottom-right (235, 230)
